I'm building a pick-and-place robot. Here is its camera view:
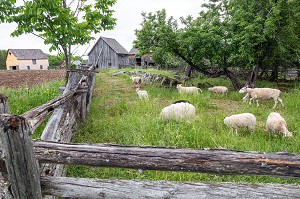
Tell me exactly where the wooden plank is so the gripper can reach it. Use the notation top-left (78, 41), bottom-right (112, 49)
top-left (32, 141), bottom-right (300, 178)
top-left (21, 90), bottom-right (75, 132)
top-left (0, 94), bottom-right (10, 114)
top-left (0, 115), bottom-right (42, 199)
top-left (41, 176), bottom-right (300, 199)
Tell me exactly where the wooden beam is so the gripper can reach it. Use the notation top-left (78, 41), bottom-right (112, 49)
top-left (41, 176), bottom-right (300, 198)
top-left (0, 115), bottom-right (42, 198)
top-left (0, 94), bottom-right (10, 114)
top-left (32, 141), bottom-right (300, 178)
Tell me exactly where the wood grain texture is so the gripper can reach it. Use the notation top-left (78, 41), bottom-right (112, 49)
top-left (41, 176), bottom-right (300, 199)
top-left (0, 115), bottom-right (42, 199)
top-left (32, 141), bottom-right (300, 178)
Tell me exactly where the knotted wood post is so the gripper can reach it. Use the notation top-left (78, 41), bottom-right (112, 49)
top-left (0, 94), bottom-right (10, 114)
top-left (0, 114), bottom-right (42, 199)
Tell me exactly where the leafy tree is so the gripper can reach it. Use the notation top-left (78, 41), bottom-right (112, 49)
top-left (229, 0), bottom-right (300, 83)
top-left (134, 8), bottom-right (243, 89)
top-left (0, 0), bottom-right (116, 69)
top-left (0, 49), bottom-right (7, 70)
top-left (48, 54), bottom-right (63, 68)
top-left (134, 0), bottom-right (300, 88)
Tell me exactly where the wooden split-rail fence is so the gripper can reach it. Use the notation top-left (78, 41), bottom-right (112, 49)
top-left (0, 66), bottom-right (300, 198)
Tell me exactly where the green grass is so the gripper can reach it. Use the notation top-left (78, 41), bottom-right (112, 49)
top-left (68, 69), bottom-right (300, 184)
top-left (0, 80), bottom-right (65, 137)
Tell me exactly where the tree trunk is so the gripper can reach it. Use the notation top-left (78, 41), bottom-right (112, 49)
top-left (269, 63), bottom-right (279, 82)
top-left (185, 66), bottom-right (193, 77)
top-left (247, 64), bottom-right (259, 88)
top-left (224, 68), bottom-right (242, 90)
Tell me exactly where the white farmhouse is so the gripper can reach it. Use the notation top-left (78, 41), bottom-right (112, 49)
top-left (6, 49), bottom-right (49, 70)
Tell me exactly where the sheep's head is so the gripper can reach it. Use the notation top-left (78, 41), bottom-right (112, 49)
top-left (176, 84), bottom-right (182, 88)
top-left (239, 87), bottom-right (247, 93)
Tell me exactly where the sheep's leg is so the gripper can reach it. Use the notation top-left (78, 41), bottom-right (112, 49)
top-left (242, 93), bottom-right (249, 102)
top-left (256, 100), bottom-right (259, 107)
top-left (278, 97), bottom-right (284, 107)
top-left (249, 98), bottom-right (253, 105)
top-left (235, 128), bottom-right (238, 136)
top-left (273, 99), bottom-right (278, 109)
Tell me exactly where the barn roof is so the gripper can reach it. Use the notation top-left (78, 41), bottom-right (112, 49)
top-left (129, 48), bottom-right (139, 55)
top-left (8, 49), bottom-right (48, 60)
top-left (88, 37), bottom-right (129, 55)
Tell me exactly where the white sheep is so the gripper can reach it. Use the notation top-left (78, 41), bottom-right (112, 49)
top-left (224, 113), bottom-right (256, 135)
top-left (208, 86), bottom-right (228, 94)
top-left (136, 88), bottom-right (149, 100)
top-left (176, 84), bottom-right (202, 95)
top-left (266, 112), bottom-right (292, 137)
top-left (130, 76), bottom-right (141, 84)
top-left (239, 86), bottom-right (284, 109)
top-left (160, 102), bottom-right (195, 122)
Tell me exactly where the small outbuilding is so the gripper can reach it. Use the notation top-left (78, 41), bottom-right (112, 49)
top-left (6, 49), bottom-right (49, 70)
top-left (88, 37), bottom-right (129, 69)
top-left (128, 48), bottom-right (154, 68)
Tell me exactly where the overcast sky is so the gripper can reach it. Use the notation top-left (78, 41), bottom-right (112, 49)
top-left (0, 0), bottom-right (206, 57)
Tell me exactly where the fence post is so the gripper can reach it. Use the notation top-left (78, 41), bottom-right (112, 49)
top-left (0, 114), bottom-right (42, 199)
top-left (0, 94), bottom-right (10, 114)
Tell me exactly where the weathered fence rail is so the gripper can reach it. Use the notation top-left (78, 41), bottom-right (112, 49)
top-left (0, 66), bottom-right (300, 198)
top-left (0, 141), bottom-right (300, 178)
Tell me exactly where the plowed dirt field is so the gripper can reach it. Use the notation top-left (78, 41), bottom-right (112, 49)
top-left (0, 70), bottom-right (66, 88)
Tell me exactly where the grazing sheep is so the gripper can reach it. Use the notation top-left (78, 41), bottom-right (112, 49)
top-left (173, 100), bottom-right (191, 104)
top-left (266, 112), bottom-right (292, 137)
top-left (176, 84), bottom-right (202, 95)
top-left (130, 76), bottom-right (141, 84)
top-left (136, 88), bottom-right (149, 100)
top-left (208, 86), bottom-right (228, 94)
top-left (239, 86), bottom-right (284, 109)
top-left (160, 102), bottom-right (195, 122)
top-left (224, 113), bottom-right (256, 135)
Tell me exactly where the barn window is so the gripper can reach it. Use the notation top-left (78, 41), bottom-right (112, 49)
top-left (32, 59), bottom-right (37, 64)
top-left (27, 66), bottom-right (30, 70)
top-left (40, 65), bottom-right (43, 69)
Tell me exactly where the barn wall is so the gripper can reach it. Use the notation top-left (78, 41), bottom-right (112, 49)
top-left (88, 39), bottom-right (118, 68)
top-left (88, 39), bottom-right (129, 69)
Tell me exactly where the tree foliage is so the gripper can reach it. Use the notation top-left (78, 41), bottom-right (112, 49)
top-left (134, 0), bottom-right (300, 87)
top-left (0, 0), bottom-right (117, 69)
top-left (0, 50), bottom-right (7, 70)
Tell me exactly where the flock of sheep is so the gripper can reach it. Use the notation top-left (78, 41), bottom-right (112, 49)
top-left (130, 75), bottom-right (292, 138)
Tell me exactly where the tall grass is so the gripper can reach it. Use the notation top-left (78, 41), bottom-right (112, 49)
top-left (68, 69), bottom-right (300, 184)
top-left (0, 80), bottom-right (65, 137)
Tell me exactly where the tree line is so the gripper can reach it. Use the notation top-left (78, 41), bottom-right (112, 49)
top-left (134, 0), bottom-right (300, 89)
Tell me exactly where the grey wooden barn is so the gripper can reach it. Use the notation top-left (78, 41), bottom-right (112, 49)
top-left (88, 37), bottom-right (130, 68)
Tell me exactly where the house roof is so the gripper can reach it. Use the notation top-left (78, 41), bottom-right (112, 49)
top-left (88, 37), bottom-right (129, 55)
top-left (129, 48), bottom-right (139, 55)
top-left (8, 49), bottom-right (48, 60)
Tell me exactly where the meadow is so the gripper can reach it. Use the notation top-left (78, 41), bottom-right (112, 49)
top-left (67, 68), bottom-right (300, 184)
top-left (0, 79), bottom-right (65, 137)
